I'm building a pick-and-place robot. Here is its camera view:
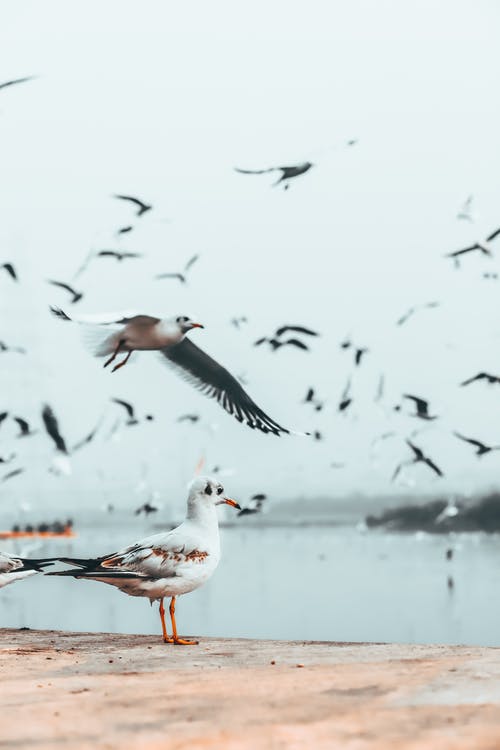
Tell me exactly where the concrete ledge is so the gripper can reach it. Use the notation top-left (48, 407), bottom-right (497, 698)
top-left (1, 629), bottom-right (500, 749)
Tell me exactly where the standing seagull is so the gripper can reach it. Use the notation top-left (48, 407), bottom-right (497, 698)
top-left (51, 308), bottom-right (298, 435)
top-left (49, 477), bottom-right (240, 645)
top-left (0, 551), bottom-right (53, 589)
top-left (114, 194), bottom-right (152, 217)
top-left (235, 162), bottom-right (313, 189)
top-left (392, 439), bottom-right (443, 481)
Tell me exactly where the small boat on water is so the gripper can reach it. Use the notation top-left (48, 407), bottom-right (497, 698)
top-left (0, 521), bottom-right (75, 540)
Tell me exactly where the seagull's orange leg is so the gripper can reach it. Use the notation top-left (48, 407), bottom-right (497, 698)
top-left (159, 597), bottom-right (173, 643)
top-left (112, 350), bottom-right (133, 373)
top-left (104, 339), bottom-right (125, 368)
top-left (169, 596), bottom-right (198, 645)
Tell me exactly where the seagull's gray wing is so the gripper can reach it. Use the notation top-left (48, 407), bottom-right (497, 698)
top-left (160, 338), bottom-right (289, 435)
top-left (234, 167), bottom-right (276, 174)
top-left (0, 76), bottom-right (35, 91)
top-left (486, 227), bottom-right (500, 242)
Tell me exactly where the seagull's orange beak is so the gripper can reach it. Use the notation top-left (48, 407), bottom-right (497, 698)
top-left (190, 323), bottom-right (204, 329)
top-left (224, 498), bottom-right (241, 510)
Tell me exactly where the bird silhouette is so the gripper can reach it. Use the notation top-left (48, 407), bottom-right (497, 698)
top-left (1, 263), bottom-right (17, 281)
top-left (47, 279), bottom-right (83, 304)
top-left (155, 255), bottom-right (199, 284)
top-left (97, 250), bottom-right (142, 262)
top-left (460, 372), bottom-right (500, 387)
top-left (402, 394), bottom-right (438, 420)
top-left (453, 432), bottom-right (500, 457)
top-left (114, 195), bottom-right (152, 216)
top-left (445, 227), bottom-right (500, 265)
top-left (392, 439), bottom-right (443, 481)
top-left (0, 76), bottom-right (35, 91)
top-left (41, 404), bottom-right (68, 454)
top-left (235, 162), bottom-right (313, 189)
top-left (13, 417), bottom-right (36, 438)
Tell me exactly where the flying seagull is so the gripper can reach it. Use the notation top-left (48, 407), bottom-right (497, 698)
top-left (177, 414), bottom-right (200, 423)
top-left (41, 404), bottom-right (68, 454)
top-left (1, 263), bottom-right (17, 281)
top-left (237, 493), bottom-right (267, 517)
top-left (303, 388), bottom-right (323, 411)
top-left (457, 195), bottom-right (475, 223)
top-left (97, 250), bottom-right (142, 262)
top-left (402, 394), bottom-right (438, 421)
top-left (396, 301), bottom-right (439, 326)
top-left (1, 468), bottom-right (25, 483)
top-left (72, 419), bottom-right (103, 452)
top-left (254, 337), bottom-right (309, 352)
top-left (460, 372), bottom-right (500, 387)
top-left (0, 341), bottom-right (26, 354)
top-left (392, 439), bottom-right (443, 481)
top-left (49, 477), bottom-right (240, 645)
top-left (111, 398), bottom-right (153, 426)
top-left (275, 325), bottom-right (319, 338)
top-left (13, 417), bottom-right (36, 438)
top-left (453, 432), bottom-right (500, 457)
top-left (445, 227), bottom-right (500, 265)
top-left (114, 195), bottom-right (152, 217)
top-left (155, 255), bottom-right (199, 285)
top-left (117, 226), bottom-right (133, 236)
top-left (47, 279), bottom-right (83, 304)
top-left (235, 162), bottom-right (313, 189)
top-left (51, 308), bottom-right (301, 436)
top-left (0, 76), bottom-right (35, 92)
top-left (134, 501), bottom-right (159, 516)
top-left (338, 378), bottom-right (352, 412)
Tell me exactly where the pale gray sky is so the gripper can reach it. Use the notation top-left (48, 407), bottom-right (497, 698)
top-left (1, 0), bottom-right (500, 510)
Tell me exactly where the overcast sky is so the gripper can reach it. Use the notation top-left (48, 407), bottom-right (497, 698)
top-left (1, 0), bottom-right (500, 511)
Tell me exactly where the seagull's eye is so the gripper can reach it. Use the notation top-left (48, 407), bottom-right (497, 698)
top-left (205, 484), bottom-right (212, 495)
top-left (217, 487), bottom-right (223, 495)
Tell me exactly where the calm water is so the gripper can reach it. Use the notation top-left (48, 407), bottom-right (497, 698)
top-left (1, 522), bottom-right (499, 646)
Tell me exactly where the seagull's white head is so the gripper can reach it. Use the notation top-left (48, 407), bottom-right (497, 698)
top-left (171, 315), bottom-right (204, 335)
top-left (187, 475), bottom-right (240, 510)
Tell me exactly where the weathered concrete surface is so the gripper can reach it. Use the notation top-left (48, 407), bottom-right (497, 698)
top-left (1, 629), bottom-right (500, 750)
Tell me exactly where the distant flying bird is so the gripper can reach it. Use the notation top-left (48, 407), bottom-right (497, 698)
top-left (13, 417), bottom-right (35, 438)
top-left (117, 226), bottom-right (133, 235)
top-left (177, 414), bottom-right (200, 423)
top-left (230, 316), bottom-right (248, 329)
top-left (47, 279), bottom-right (83, 304)
top-left (237, 493), bottom-right (267, 517)
top-left (155, 255), bottom-right (199, 285)
top-left (483, 272), bottom-right (498, 280)
top-left (453, 432), bottom-right (500, 457)
top-left (0, 453), bottom-right (15, 464)
top-left (460, 372), bottom-right (500, 387)
top-left (303, 388), bottom-right (323, 411)
top-left (41, 404), bottom-right (68, 454)
top-left (0, 76), bottom-right (35, 92)
top-left (354, 347), bottom-right (369, 367)
top-left (111, 398), bottom-right (153, 426)
top-left (134, 501), bottom-right (158, 516)
top-left (72, 419), bottom-right (103, 452)
top-left (445, 227), bottom-right (500, 265)
top-left (396, 301), bottom-right (439, 326)
top-left (392, 439), bottom-right (443, 481)
top-left (96, 250), bottom-right (142, 262)
top-left (457, 195), bottom-right (475, 223)
top-left (0, 550), bottom-right (54, 590)
top-left (275, 325), bottom-right (319, 338)
top-left (313, 430), bottom-right (323, 441)
top-left (0, 341), bottom-right (26, 354)
top-left (235, 162), bottom-right (313, 189)
top-left (1, 468), bottom-right (25, 483)
top-left (51, 309), bottom-right (298, 436)
top-left (374, 374), bottom-right (385, 403)
top-left (114, 194), bottom-right (152, 217)
top-left (338, 378), bottom-right (352, 412)
top-left (254, 337), bottom-right (309, 352)
top-left (402, 394), bottom-right (438, 421)
top-left (0, 412), bottom-right (8, 428)
top-left (1, 263), bottom-right (17, 281)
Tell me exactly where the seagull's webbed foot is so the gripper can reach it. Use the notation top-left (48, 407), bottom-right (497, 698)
top-left (173, 637), bottom-right (199, 646)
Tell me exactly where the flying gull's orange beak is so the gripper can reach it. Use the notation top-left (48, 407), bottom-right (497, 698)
top-left (190, 322), bottom-right (204, 329)
top-left (224, 498), bottom-right (241, 510)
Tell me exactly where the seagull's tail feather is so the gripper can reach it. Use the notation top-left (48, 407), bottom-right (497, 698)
top-left (80, 324), bottom-right (122, 357)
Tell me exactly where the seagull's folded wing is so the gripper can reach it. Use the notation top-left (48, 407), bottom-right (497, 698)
top-left (160, 338), bottom-right (289, 435)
